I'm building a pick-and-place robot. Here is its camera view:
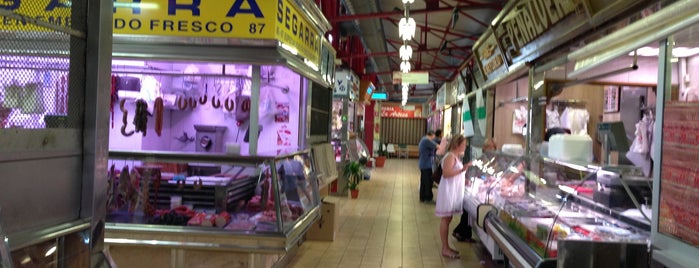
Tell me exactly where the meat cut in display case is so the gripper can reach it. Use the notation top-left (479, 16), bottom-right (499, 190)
top-left (105, 150), bottom-right (320, 266)
top-left (464, 152), bottom-right (651, 267)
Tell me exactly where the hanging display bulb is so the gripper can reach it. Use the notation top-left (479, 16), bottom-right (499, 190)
top-left (399, 44), bottom-right (413, 60)
top-left (401, 0), bottom-right (414, 3)
top-left (398, 17), bottom-right (416, 41)
top-left (400, 61), bottom-right (411, 73)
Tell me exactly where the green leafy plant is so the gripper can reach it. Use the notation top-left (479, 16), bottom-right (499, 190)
top-left (343, 160), bottom-right (363, 191)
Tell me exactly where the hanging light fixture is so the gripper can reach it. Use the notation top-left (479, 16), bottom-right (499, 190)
top-left (399, 0), bottom-right (415, 106)
top-left (400, 60), bottom-right (411, 73)
top-left (399, 44), bottom-right (412, 61)
top-left (398, 17), bottom-right (416, 41)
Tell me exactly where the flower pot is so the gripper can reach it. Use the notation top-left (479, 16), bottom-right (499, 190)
top-left (375, 156), bottom-right (386, 167)
top-left (350, 189), bottom-right (359, 199)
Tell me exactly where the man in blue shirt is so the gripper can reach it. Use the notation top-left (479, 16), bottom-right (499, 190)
top-left (418, 130), bottom-right (437, 202)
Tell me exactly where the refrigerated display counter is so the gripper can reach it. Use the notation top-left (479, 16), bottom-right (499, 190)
top-left (104, 149), bottom-right (320, 267)
top-left (464, 152), bottom-right (651, 268)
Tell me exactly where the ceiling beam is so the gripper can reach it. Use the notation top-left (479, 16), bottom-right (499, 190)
top-left (440, 0), bottom-right (492, 28)
top-left (329, 4), bottom-right (501, 22)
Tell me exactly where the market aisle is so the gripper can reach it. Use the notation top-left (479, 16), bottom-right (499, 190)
top-left (287, 159), bottom-right (502, 268)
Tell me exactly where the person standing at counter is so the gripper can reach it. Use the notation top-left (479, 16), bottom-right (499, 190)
top-left (418, 130), bottom-right (437, 203)
top-left (435, 135), bottom-right (471, 259)
top-left (452, 138), bottom-right (497, 242)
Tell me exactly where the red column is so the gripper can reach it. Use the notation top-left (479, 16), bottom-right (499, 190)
top-left (364, 100), bottom-right (375, 156)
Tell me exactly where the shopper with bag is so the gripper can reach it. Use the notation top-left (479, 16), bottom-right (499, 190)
top-left (435, 135), bottom-right (471, 258)
top-left (418, 130), bottom-right (438, 203)
top-left (452, 138), bottom-right (497, 242)
top-left (432, 130), bottom-right (446, 185)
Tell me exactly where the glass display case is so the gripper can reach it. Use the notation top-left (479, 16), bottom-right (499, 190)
top-left (104, 150), bottom-right (321, 267)
top-left (465, 151), bottom-right (651, 267)
top-left (331, 138), bottom-right (371, 163)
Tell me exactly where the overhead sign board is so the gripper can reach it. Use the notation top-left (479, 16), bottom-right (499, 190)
top-left (392, 71), bottom-right (429, 85)
top-left (2, 0), bottom-right (322, 66)
top-left (492, 0), bottom-right (582, 65)
top-left (473, 30), bottom-right (508, 81)
top-left (381, 105), bottom-right (423, 118)
top-left (334, 69), bottom-right (359, 98)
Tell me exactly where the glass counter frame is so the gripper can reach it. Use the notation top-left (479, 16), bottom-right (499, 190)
top-left (465, 151), bottom-right (651, 267)
top-left (105, 149), bottom-right (320, 244)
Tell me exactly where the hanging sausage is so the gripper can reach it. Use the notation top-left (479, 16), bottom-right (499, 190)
top-left (133, 99), bottom-right (148, 136)
top-left (120, 99), bottom-right (134, 137)
top-left (224, 97), bottom-right (235, 112)
top-left (154, 97), bottom-right (164, 136)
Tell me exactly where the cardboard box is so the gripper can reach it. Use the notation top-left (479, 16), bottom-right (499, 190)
top-left (306, 201), bottom-right (337, 241)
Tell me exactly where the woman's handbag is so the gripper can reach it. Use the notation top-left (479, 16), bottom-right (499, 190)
top-left (431, 164), bottom-right (443, 184)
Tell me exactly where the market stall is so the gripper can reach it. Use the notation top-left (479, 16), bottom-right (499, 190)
top-left (457, 0), bottom-right (680, 267)
top-left (103, 0), bottom-right (335, 266)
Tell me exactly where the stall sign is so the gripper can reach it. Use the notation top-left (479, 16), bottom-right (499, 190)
top-left (1, 0), bottom-right (324, 68)
top-left (334, 69), bottom-right (358, 98)
top-left (380, 105), bottom-right (422, 118)
top-left (456, 74), bottom-right (466, 97)
top-left (0, 0), bottom-right (71, 31)
top-left (111, 1), bottom-right (275, 38)
top-left (392, 71), bottom-right (429, 85)
top-left (320, 39), bottom-right (336, 85)
top-left (435, 84), bottom-right (446, 109)
top-left (275, 0), bottom-right (321, 66)
top-left (473, 30), bottom-right (509, 81)
top-left (492, 0), bottom-right (583, 65)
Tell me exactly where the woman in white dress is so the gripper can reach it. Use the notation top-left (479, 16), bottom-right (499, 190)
top-left (435, 135), bottom-right (471, 259)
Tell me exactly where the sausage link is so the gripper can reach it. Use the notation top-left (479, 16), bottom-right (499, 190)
top-left (177, 96), bottom-right (188, 110)
top-left (211, 96), bottom-right (221, 109)
top-left (224, 98), bottom-right (235, 112)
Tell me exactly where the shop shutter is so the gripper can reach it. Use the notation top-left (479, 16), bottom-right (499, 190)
top-left (380, 117), bottom-right (426, 145)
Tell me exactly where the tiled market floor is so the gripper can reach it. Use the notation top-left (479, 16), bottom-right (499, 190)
top-left (287, 158), bottom-right (503, 268)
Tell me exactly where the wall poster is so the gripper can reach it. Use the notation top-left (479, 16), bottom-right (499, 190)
top-left (604, 85), bottom-right (620, 113)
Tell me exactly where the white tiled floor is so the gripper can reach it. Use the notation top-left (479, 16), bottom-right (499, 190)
top-left (288, 159), bottom-right (502, 268)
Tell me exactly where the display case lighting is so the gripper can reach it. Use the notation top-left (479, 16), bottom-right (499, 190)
top-left (629, 46), bottom-right (699, 58)
top-left (279, 42), bottom-right (298, 55)
top-left (533, 80), bottom-right (544, 90)
top-left (44, 246), bottom-right (56, 257)
top-left (304, 59), bottom-right (319, 71)
top-left (113, 2), bottom-right (159, 9)
top-left (112, 60), bottom-right (146, 67)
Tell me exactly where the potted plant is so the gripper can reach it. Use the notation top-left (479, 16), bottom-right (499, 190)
top-left (343, 160), bottom-right (363, 199)
top-left (375, 143), bottom-right (387, 168)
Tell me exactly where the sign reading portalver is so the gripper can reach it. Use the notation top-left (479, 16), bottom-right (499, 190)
top-left (492, 0), bottom-right (581, 64)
